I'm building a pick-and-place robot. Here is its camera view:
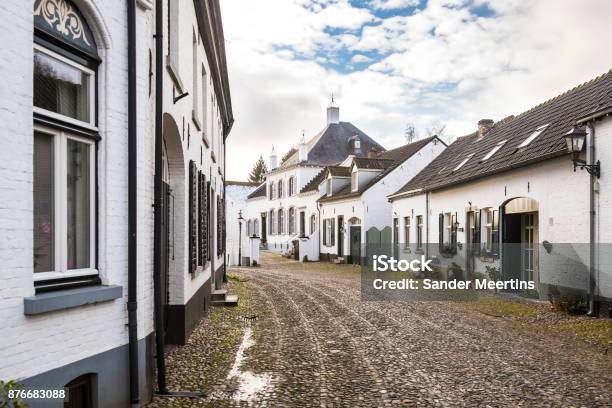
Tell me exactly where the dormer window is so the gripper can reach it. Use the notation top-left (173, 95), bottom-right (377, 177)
top-left (517, 124), bottom-right (549, 149)
top-left (326, 177), bottom-right (332, 196)
top-left (481, 140), bottom-right (507, 161)
top-left (277, 180), bottom-right (283, 198)
top-left (453, 153), bottom-right (474, 172)
top-left (354, 140), bottom-right (360, 149)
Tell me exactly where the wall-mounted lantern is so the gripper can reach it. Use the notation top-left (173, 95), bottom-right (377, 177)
top-left (564, 126), bottom-right (600, 177)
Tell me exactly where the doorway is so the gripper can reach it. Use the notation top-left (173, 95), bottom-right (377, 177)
top-left (337, 215), bottom-right (344, 258)
top-left (299, 211), bottom-right (305, 237)
top-left (502, 197), bottom-right (539, 286)
top-left (350, 226), bottom-right (361, 265)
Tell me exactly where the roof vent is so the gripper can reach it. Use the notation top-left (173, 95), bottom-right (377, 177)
top-left (477, 119), bottom-right (494, 138)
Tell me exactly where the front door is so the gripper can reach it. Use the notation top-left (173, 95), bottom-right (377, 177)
top-left (338, 216), bottom-right (344, 258)
top-left (521, 213), bottom-right (538, 282)
top-left (299, 211), bottom-right (305, 237)
top-left (350, 226), bottom-right (361, 265)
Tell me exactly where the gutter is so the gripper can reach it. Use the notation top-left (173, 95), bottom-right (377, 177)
top-left (127, 0), bottom-right (139, 405)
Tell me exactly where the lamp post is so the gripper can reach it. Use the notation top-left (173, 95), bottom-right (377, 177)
top-left (564, 125), bottom-right (600, 316)
top-left (238, 210), bottom-right (244, 267)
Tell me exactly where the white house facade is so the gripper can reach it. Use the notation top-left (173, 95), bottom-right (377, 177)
top-left (225, 181), bottom-right (258, 266)
top-left (389, 71), bottom-right (612, 313)
top-left (318, 137), bottom-right (447, 264)
top-left (0, 0), bottom-right (233, 406)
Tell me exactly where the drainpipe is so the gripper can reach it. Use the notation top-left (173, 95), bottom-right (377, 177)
top-left (425, 191), bottom-right (430, 260)
top-left (223, 141), bottom-right (227, 281)
top-left (152, 0), bottom-right (168, 393)
top-left (127, 0), bottom-right (140, 405)
top-left (587, 122), bottom-right (597, 316)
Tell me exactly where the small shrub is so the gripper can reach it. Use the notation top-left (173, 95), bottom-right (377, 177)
top-left (0, 380), bottom-right (28, 408)
top-left (548, 286), bottom-right (587, 314)
top-left (447, 262), bottom-right (464, 280)
top-left (485, 265), bottom-right (501, 293)
top-left (302, 255), bottom-right (309, 262)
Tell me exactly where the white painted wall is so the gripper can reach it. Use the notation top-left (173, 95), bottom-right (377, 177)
top-left (226, 184), bottom-right (257, 266)
top-left (594, 117), bottom-right (612, 299)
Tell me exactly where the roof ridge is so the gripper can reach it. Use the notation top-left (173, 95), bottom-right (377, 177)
top-left (378, 136), bottom-right (433, 155)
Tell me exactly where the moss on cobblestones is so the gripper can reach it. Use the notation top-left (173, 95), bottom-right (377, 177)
top-left (460, 295), bottom-right (538, 317)
top-left (555, 319), bottom-right (612, 347)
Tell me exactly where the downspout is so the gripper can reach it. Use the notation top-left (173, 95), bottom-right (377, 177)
top-left (223, 140), bottom-right (227, 282)
top-left (425, 191), bottom-right (430, 260)
top-left (127, 0), bottom-right (139, 405)
top-left (152, 0), bottom-right (167, 393)
top-left (587, 122), bottom-right (597, 316)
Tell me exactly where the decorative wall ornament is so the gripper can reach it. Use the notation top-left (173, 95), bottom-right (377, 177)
top-left (34, 0), bottom-right (97, 54)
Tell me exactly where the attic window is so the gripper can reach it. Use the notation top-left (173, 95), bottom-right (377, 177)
top-left (351, 168), bottom-right (358, 192)
top-left (517, 124), bottom-right (549, 149)
top-left (481, 140), bottom-right (507, 161)
top-left (453, 153), bottom-right (474, 172)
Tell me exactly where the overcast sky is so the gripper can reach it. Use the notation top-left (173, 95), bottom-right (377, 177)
top-left (220, 0), bottom-right (612, 181)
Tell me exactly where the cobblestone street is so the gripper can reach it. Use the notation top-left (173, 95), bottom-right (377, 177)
top-left (148, 252), bottom-right (612, 407)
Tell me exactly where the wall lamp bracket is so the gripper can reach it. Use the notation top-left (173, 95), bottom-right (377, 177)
top-left (572, 159), bottom-right (600, 178)
top-left (173, 88), bottom-right (189, 104)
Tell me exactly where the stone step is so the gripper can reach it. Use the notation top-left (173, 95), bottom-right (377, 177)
top-left (333, 257), bottom-right (345, 264)
top-left (211, 295), bottom-right (239, 308)
top-left (211, 289), bottom-right (227, 301)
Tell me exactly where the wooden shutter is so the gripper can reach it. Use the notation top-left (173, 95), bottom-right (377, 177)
top-left (198, 172), bottom-right (207, 266)
top-left (452, 212), bottom-right (458, 254)
top-left (207, 182), bottom-right (212, 261)
top-left (188, 161), bottom-right (198, 275)
top-left (331, 219), bottom-right (335, 246)
top-left (217, 195), bottom-right (222, 256)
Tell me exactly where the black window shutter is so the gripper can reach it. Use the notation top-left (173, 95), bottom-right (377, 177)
top-left (438, 213), bottom-right (444, 252)
top-left (217, 196), bottom-right (221, 256)
top-left (207, 182), bottom-right (211, 261)
top-left (188, 161), bottom-right (197, 275)
top-left (198, 172), bottom-right (207, 266)
top-left (475, 210), bottom-right (482, 256)
top-left (331, 219), bottom-right (335, 246)
top-left (452, 212), bottom-right (458, 254)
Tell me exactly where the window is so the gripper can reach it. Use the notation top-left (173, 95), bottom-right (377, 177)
top-left (201, 65), bottom-right (207, 130)
top-left (517, 124), bottom-right (549, 149)
top-left (310, 214), bottom-right (317, 235)
top-left (288, 207), bottom-right (295, 235)
top-left (254, 219), bottom-right (259, 236)
top-left (269, 182), bottom-right (275, 200)
top-left (416, 215), bottom-right (423, 250)
top-left (288, 176), bottom-right (295, 196)
top-left (453, 153), bottom-right (474, 172)
top-left (277, 180), bottom-right (284, 198)
top-left (168, 0), bottom-right (179, 68)
top-left (247, 220), bottom-right (252, 236)
top-left (278, 208), bottom-right (285, 234)
top-left (326, 178), bottom-right (332, 196)
top-left (437, 212), bottom-right (458, 254)
top-left (404, 216), bottom-right (410, 249)
top-left (269, 210), bottom-right (275, 235)
top-left (34, 128), bottom-right (95, 280)
top-left (482, 140), bottom-right (507, 161)
top-left (323, 219), bottom-right (336, 247)
top-left (34, 46), bottom-right (95, 128)
top-left (351, 168), bottom-right (358, 192)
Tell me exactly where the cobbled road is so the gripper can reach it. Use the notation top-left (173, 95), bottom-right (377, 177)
top-left (148, 252), bottom-right (612, 407)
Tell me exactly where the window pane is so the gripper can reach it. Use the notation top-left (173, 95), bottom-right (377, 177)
top-left (34, 132), bottom-right (55, 273)
top-left (34, 50), bottom-right (90, 123)
top-left (67, 139), bottom-right (90, 270)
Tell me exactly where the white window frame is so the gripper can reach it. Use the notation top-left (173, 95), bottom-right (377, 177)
top-left (416, 215), bottom-right (423, 250)
top-left (34, 125), bottom-right (97, 282)
top-left (33, 44), bottom-right (97, 130)
top-left (517, 124), bottom-right (549, 149)
top-left (481, 140), bottom-right (507, 161)
top-left (453, 153), bottom-right (474, 172)
top-left (404, 216), bottom-right (410, 248)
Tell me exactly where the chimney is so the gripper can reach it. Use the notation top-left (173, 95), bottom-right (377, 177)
top-left (477, 119), bottom-right (494, 138)
top-left (269, 146), bottom-right (277, 170)
top-left (326, 96), bottom-right (340, 125)
top-left (298, 132), bottom-right (308, 162)
top-left (367, 147), bottom-right (379, 158)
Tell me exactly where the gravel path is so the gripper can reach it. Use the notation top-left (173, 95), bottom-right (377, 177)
top-left (148, 252), bottom-right (612, 407)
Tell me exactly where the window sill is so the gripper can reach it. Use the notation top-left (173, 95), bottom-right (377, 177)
top-left (24, 285), bottom-right (123, 315)
top-left (202, 132), bottom-right (210, 148)
top-left (192, 111), bottom-right (202, 131)
top-left (211, 151), bottom-right (216, 163)
top-left (165, 56), bottom-right (184, 94)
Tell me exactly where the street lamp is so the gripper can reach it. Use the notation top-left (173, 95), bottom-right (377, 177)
top-left (238, 210), bottom-right (245, 266)
top-left (564, 126), bottom-right (600, 177)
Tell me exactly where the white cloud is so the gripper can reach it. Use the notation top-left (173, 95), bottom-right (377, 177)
top-left (350, 54), bottom-right (373, 64)
top-left (221, 0), bottom-right (612, 180)
top-left (370, 0), bottom-right (419, 10)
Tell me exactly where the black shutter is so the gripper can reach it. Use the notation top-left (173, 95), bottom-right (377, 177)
top-left (188, 161), bottom-right (198, 275)
top-left (198, 172), bottom-right (207, 266)
top-left (207, 182), bottom-right (212, 261)
top-left (438, 213), bottom-right (444, 253)
top-left (331, 219), bottom-right (335, 246)
top-left (452, 212), bottom-right (458, 254)
top-left (475, 210), bottom-right (482, 256)
top-left (217, 196), bottom-right (221, 256)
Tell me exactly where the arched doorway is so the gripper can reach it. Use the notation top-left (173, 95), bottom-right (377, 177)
top-left (348, 217), bottom-right (361, 265)
top-left (501, 197), bottom-right (539, 286)
top-left (162, 113), bottom-right (185, 314)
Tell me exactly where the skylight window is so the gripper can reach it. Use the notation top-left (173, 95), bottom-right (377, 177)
top-left (453, 153), bottom-right (474, 172)
top-left (517, 124), bottom-right (549, 149)
top-left (481, 140), bottom-right (507, 161)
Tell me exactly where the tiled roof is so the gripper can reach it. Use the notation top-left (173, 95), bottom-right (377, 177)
top-left (226, 180), bottom-right (260, 187)
top-left (391, 70), bottom-right (612, 198)
top-left (327, 166), bottom-right (351, 177)
top-left (280, 121), bottom-right (385, 169)
top-left (246, 183), bottom-right (266, 199)
top-left (300, 168), bottom-right (327, 194)
top-left (319, 136), bottom-right (439, 203)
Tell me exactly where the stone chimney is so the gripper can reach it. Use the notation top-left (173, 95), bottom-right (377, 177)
top-left (367, 147), bottom-right (379, 158)
top-left (326, 96), bottom-right (340, 125)
top-left (298, 132), bottom-right (308, 162)
top-left (269, 146), bottom-right (277, 170)
top-left (477, 119), bottom-right (494, 138)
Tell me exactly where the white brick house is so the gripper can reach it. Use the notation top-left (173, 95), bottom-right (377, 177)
top-left (318, 137), bottom-right (446, 264)
top-left (0, 0), bottom-right (233, 406)
top-left (245, 100), bottom-right (385, 261)
top-left (389, 71), bottom-right (612, 312)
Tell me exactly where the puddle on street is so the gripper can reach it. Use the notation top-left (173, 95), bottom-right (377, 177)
top-left (227, 327), bottom-right (273, 402)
